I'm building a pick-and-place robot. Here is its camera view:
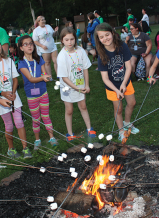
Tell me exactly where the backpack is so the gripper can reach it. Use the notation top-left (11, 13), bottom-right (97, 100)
top-left (135, 56), bottom-right (146, 78)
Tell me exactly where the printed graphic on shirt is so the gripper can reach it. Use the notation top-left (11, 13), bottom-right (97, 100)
top-left (0, 71), bottom-right (12, 91)
top-left (39, 31), bottom-right (51, 43)
top-left (71, 64), bottom-right (84, 85)
top-left (108, 55), bottom-right (125, 81)
top-left (130, 38), bottom-right (142, 50)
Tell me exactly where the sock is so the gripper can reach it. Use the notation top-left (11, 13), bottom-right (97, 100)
top-left (124, 121), bottom-right (130, 127)
top-left (87, 128), bottom-right (91, 131)
top-left (119, 130), bottom-right (124, 135)
top-left (36, 139), bottom-right (40, 142)
top-left (50, 137), bottom-right (55, 140)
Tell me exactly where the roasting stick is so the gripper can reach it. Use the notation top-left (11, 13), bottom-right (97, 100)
top-left (0, 162), bottom-right (70, 175)
top-left (52, 166), bottom-right (89, 218)
top-left (0, 130), bottom-right (61, 158)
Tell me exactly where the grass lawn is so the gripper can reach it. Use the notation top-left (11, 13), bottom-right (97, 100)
top-left (0, 24), bottom-right (159, 181)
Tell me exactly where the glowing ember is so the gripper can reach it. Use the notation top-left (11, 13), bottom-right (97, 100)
top-left (79, 155), bottom-right (121, 210)
top-left (67, 178), bottom-right (78, 191)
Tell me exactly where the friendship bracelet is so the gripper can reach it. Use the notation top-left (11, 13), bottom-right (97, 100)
top-left (41, 72), bottom-right (47, 77)
top-left (147, 76), bottom-right (153, 84)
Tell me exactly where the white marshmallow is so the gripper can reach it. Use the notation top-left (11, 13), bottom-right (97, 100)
top-left (98, 133), bottom-right (104, 139)
top-left (106, 134), bottom-right (113, 141)
top-left (50, 202), bottom-right (58, 210)
top-left (62, 87), bottom-right (66, 92)
top-left (71, 172), bottom-right (78, 178)
top-left (96, 155), bottom-right (103, 162)
top-left (61, 153), bottom-right (67, 158)
top-left (47, 196), bottom-right (54, 202)
top-left (40, 167), bottom-right (46, 173)
top-left (108, 175), bottom-right (116, 181)
top-left (69, 167), bottom-right (75, 172)
top-left (55, 81), bottom-right (60, 86)
top-left (54, 85), bottom-right (59, 90)
top-left (109, 155), bottom-right (114, 162)
top-left (100, 184), bottom-right (107, 189)
top-left (81, 147), bottom-right (87, 153)
top-left (88, 143), bottom-right (94, 149)
top-left (65, 86), bottom-right (69, 91)
top-left (84, 155), bottom-right (91, 162)
top-left (58, 156), bottom-right (63, 161)
top-left (99, 159), bottom-right (104, 165)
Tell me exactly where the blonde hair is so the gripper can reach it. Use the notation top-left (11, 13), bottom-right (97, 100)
top-left (34, 16), bottom-right (44, 28)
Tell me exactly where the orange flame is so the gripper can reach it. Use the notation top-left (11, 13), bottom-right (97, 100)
top-left (67, 178), bottom-right (78, 191)
top-left (79, 155), bottom-right (122, 210)
top-left (113, 202), bottom-right (123, 215)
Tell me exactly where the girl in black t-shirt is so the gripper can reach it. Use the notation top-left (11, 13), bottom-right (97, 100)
top-left (94, 23), bottom-right (139, 143)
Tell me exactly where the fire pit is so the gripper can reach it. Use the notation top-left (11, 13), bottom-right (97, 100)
top-left (0, 143), bottom-right (159, 218)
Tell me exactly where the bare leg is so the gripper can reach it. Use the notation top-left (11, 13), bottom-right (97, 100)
top-left (34, 132), bottom-right (40, 140)
top-left (130, 56), bottom-right (137, 73)
top-left (124, 94), bottom-right (136, 122)
top-left (89, 49), bottom-right (96, 61)
top-left (112, 100), bottom-right (123, 131)
top-left (144, 53), bottom-right (153, 77)
top-left (17, 127), bottom-right (27, 149)
top-left (64, 101), bottom-right (73, 135)
top-left (78, 99), bottom-right (91, 130)
top-left (51, 50), bottom-right (58, 75)
top-left (5, 131), bottom-right (14, 150)
top-left (42, 53), bottom-right (52, 77)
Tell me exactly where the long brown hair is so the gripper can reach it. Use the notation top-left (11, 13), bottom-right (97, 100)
top-left (60, 27), bottom-right (77, 48)
top-left (94, 23), bottom-right (122, 65)
top-left (0, 44), bottom-right (8, 59)
top-left (65, 21), bottom-right (72, 27)
top-left (81, 28), bottom-right (89, 43)
top-left (18, 35), bottom-right (40, 63)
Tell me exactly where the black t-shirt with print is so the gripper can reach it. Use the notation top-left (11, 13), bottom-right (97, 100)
top-left (128, 32), bottom-right (150, 55)
top-left (98, 42), bottom-right (132, 91)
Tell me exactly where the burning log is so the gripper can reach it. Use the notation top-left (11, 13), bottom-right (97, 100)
top-left (54, 191), bottom-right (95, 215)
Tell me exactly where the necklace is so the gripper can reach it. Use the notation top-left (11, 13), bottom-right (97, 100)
top-left (65, 47), bottom-right (79, 68)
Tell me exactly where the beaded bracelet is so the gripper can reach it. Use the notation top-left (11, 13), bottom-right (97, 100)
top-left (147, 76), bottom-right (152, 84)
top-left (41, 72), bottom-right (47, 77)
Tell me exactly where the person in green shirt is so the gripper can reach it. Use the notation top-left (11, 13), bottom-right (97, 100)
top-left (15, 30), bottom-right (21, 46)
top-left (127, 9), bottom-right (134, 23)
top-left (123, 18), bottom-right (135, 32)
top-left (0, 27), bottom-right (9, 54)
top-left (94, 10), bottom-right (103, 23)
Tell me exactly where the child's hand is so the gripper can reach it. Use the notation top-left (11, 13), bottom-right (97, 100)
top-left (42, 45), bottom-right (48, 50)
top-left (0, 99), bottom-right (11, 107)
top-left (116, 90), bottom-right (124, 100)
top-left (42, 75), bottom-right (51, 82)
top-left (10, 93), bottom-right (16, 101)
top-left (1, 91), bottom-right (14, 101)
top-left (85, 86), bottom-right (90, 93)
top-left (149, 77), bottom-right (156, 85)
top-left (120, 84), bottom-right (126, 94)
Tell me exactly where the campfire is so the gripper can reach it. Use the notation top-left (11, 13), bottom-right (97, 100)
top-left (1, 142), bottom-right (159, 218)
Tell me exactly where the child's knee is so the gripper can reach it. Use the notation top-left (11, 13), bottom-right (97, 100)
top-left (15, 121), bottom-right (24, 129)
top-left (117, 108), bottom-right (123, 115)
top-left (66, 108), bottom-right (73, 115)
top-left (5, 123), bottom-right (14, 132)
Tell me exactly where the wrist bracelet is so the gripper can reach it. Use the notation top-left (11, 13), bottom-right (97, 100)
top-left (147, 76), bottom-right (152, 84)
top-left (41, 72), bottom-right (47, 77)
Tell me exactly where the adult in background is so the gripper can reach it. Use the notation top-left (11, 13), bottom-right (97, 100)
top-left (94, 10), bottom-right (103, 23)
top-left (0, 27), bottom-right (9, 55)
top-left (20, 28), bottom-right (28, 36)
top-left (33, 16), bottom-right (58, 76)
top-left (65, 21), bottom-right (80, 45)
top-left (139, 8), bottom-right (149, 26)
top-left (124, 18), bottom-right (134, 32)
top-left (125, 23), bottom-right (152, 77)
top-left (120, 26), bottom-right (129, 42)
top-left (127, 9), bottom-right (134, 23)
top-left (87, 12), bottom-right (100, 48)
top-left (81, 28), bottom-right (96, 62)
